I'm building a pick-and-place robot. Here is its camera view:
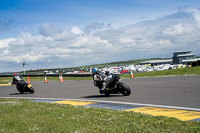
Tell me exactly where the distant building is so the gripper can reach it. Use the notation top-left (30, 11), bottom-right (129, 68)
top-left (172, 51), bottom-right (200, 66)
top-left (139, 50), bottom-right (200, 67)
top-left (182, 58), bottom-right (200, 66)
top-left (139, 59), bottom-right (172, 66)
top-left (172, 51), bottom-right (195, 64)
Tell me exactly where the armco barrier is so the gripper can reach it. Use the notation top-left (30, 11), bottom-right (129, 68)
top-left (0, 73), bottom-right (93, 77)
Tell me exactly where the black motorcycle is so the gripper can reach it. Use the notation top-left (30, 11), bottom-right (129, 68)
top-left (93, 72), bottom-right (131, 96)
top-left (12, 75), bottom-right (34, 94)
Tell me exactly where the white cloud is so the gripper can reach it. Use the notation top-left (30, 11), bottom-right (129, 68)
top-left (157, 39), bottom-right (173, 48)
top-left (0, 38), bottom-right (16, 48)
top-left (119, 37), bottom-right (135, 44)
top-left (163, 23), bottom-right (192, 36)
top-left (193, 11), bottom-right (200, 27)
top-left (38, 23), bottom-right (63, 37)
top-left (84, 22), bottom-right (112, 34)
top-left (56, 54), bottom-right (69, 58)
top-left (72, 35), bottom-right (114, 50)
top-left (179, 6), bottom-right (200, 28)
top-left (3, 49), bottom-right (10, 55)
top-left (1, 53), bottom-right (49, 63)
top-left (1, 6), bottom-right (200, 72)
top-left (71, 26), bottom-right (83, 34)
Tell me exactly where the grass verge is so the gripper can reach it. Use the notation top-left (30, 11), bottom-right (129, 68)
top-left (0, 76), bottom-right (92, 84)
top-left (121, 66), bottom-right (200, 78)
top-left (0, 98), bottom-right (199, 133)
top-left (1, 66), bottom-right (200, 84)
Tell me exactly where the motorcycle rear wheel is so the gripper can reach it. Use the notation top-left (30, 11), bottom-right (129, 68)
top-left (118, 82), bottom-right (131, 96)
top-left (29, 87), bottom-right (35, 94)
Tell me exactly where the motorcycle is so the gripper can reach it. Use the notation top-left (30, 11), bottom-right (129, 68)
top-left (93, 71), bottom-right (131, 96)
top-left (12, 75), bottom-right (34, 94)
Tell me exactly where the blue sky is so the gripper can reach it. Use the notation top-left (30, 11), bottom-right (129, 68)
top-left (0, 0), bottom-right (200, 72)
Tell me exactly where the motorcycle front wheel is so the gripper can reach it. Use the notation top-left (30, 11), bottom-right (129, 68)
top-left (118, 82), bottom-right (131, 96)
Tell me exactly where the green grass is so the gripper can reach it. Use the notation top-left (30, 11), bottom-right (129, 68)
top-left (1, 66), bottom-right (200, 84)
top-left (0, 77), bottom-right (13, 84)
top-left (25, 76), bottom-right (93, 81)
top-left (0, 98), bottom-right (199, 133)
top-left (121, 66), bottom-right (200, 78)
top-left (0, 76), bottom-right (93, 84)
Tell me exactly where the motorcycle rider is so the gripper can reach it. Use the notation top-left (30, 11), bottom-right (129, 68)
top-left (11, 72), bottom-right (35, 94)
top-left (12, 72), bottom-right (22, 85)
top-left (92, 68), bottom-right (113, 94)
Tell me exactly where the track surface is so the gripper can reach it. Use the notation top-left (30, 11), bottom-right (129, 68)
top-left (1, 75), bottom-right (200, 109)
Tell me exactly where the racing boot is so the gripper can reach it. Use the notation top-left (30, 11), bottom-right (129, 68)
top-left (99, 88), bottom-right (103, 94)
top-left (99, 82), bottom-right (106, 94)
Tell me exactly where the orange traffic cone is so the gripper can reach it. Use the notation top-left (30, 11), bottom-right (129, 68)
top-left (130, 70), bottom-right (134, 78)
top-left (59, 74), bottom-right (63, 83)
top-left (44, 75), bottom-right (48, 83)
top-left (27, 76), bottom-right (30, 83)
top-left (61, 74), bottom-right (63, 82)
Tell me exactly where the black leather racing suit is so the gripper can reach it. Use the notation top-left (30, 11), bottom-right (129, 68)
top-left (93, 70), bottom-right (113, 91)
top-left (12, 75), bottom-right (22, 85)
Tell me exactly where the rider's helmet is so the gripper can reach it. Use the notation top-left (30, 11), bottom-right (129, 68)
top-left (13, 72), bottom-right (17, 76)
top-left (105, 71), bottom-right (110, 76)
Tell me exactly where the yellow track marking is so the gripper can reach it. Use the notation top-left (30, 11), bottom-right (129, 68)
top-left (52, 100), bottom-right (96, 106)
top-left (125, 107), bottom-right (200, 121)
top-left (0, 84), bottom-right (11, 86)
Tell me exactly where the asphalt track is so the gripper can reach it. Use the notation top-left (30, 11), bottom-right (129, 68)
top-left (1, 75), bottom-right (200, 121)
